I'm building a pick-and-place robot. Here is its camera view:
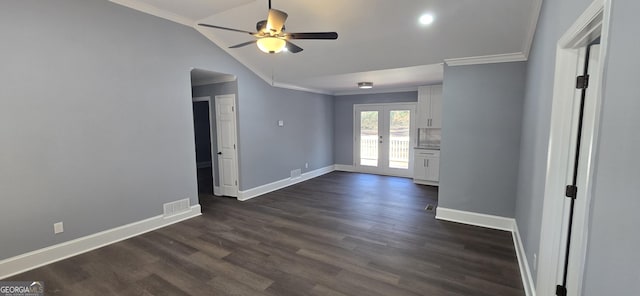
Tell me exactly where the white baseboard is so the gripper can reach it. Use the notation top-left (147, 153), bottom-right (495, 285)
top-left (237, 165), bottom-right (335, 201)
top-left (333, 164), bottom-right (355, 172)
top-left (435, 207), bottom-right (515, 231)
top-left (0, 205), bottom-right (202, 280)
top-left (435, 207), bottom-right (536, 296)
top-left (513, 222), bottom-right (536, 296)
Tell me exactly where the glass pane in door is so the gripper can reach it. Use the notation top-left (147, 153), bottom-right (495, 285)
top-left (360, 111), bottom-right (379, 167)
top-left (388, 110), bottom-right (410, 169)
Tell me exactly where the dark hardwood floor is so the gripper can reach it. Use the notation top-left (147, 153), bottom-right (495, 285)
top-left (8, 172), bottom-right (524, 295)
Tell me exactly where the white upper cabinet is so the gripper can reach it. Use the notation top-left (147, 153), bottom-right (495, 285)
top-left (417, 85), bottom-right (443, 128)
top-left (429, 85), bottom-right (442, 128)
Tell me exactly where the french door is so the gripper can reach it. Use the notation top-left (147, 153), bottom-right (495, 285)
top-left (354, 103), bottom-right (416, 177)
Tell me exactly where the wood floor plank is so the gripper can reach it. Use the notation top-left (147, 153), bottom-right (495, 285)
top-left (188, 251), bottom-right (274, 291)
top-left (7, 172), bottom-right (524, 295)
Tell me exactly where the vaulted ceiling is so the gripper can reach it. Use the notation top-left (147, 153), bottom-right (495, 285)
top-left (111, 0), bottom-right (541, 94)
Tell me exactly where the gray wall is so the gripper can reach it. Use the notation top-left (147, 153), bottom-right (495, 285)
top-left (0, 0), bottom-right (333, 260)
top-left (514, 0), bottom-right (592, 282)
top-left (515, 0), bottom-right (640, 293)
top-left (333, 92), bottom-right (418, 165)
top-left (582, 1), bottom-right (640, 291)
top-left (238, 86), bottom-right (333, 188)
top-left (192, 81), bottom-right (239, 187)
top-left (439, 62), bottom-right (526, 217)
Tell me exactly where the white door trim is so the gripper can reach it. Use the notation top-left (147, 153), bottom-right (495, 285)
top-left (191, 96), bottom-right (220, 195)
top-left (192, 96), bottom-right (210, 102)
top-left (536, 1), bottom-right (611, 295)
top-left (353, 102), bottom-right (417, 178)
top-left (214, 94), bottom-right (239, 197)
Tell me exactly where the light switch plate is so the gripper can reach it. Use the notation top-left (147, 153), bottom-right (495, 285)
top-left (278, 120), bottom-right (284, 127)
top-left (54, 222), bottom-right (64, 234)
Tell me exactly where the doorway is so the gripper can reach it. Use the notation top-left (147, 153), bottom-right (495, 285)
top-left (190, 68), bottom-right (239, 199)
top-left (536, 1), bottom-right (610, 295)
top-left (192, 98), bottom-right (215, 195)
top-left (353, 103), bottom-right (416, 177)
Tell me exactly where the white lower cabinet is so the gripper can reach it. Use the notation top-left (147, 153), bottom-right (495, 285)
top-left (413, 149), bottom-right (440, 186)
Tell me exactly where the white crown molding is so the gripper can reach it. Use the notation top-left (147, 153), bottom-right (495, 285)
top-left (110, 0), bottom-right (194, 27)
top-left (333, 86), bottom-right (420, 97)
top-left (444, 52), bottom-right (528, 67)
top-left (192, 76), bottom-right (237, 87)
top-left (522, 0), bottom-right (544, 58)
top-left (272, 81), bottom-right (333, 95)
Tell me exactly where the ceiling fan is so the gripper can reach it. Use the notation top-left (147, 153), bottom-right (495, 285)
top-left (198, 0), bottom-right (338, 54)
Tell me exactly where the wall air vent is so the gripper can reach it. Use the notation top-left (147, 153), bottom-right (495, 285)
top-left (163, 198), bottom-right (190, 218)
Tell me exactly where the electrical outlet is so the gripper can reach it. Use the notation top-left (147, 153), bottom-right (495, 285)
top-left (54, 222), bottom-right (64, 234)
top-left (533, 253), bottom-right (537, 271)
top-left (305, 162), bottom-right (309, 169)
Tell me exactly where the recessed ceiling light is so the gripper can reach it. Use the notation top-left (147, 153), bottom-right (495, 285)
top-left (358, 82), bottom-right (373, 89)
top-left (419, 14), bottom-right (434, 25)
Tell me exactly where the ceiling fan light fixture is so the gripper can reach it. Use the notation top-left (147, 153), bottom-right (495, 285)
top-left (257, 37), bottom-right (286, 54)
top-left (358, 82), bottom-right (374, 89)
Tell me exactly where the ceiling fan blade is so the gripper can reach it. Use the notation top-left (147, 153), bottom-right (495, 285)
top-left (286, 32), bottom-right (338, 40)
top-left (198, 23), bottom-right (256, 35)
top-left (266, 9), bottom-right (288, 33)
top-left (229, 40), bottom-right (257, 48)
top-left (285, 41), bottom-right (303, 53)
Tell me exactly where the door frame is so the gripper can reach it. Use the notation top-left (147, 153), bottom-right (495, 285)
top-left (192, 96), bottom-right (221, 196)
top-left (352, 102), bottom-right (417, 178)
top-left (214, 94), bottom-right (240, 197)
top-left (536, 1), bottom-right (611, 295)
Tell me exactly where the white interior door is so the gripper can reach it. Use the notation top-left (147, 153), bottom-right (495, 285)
top-left (215, 94), bottom-right (239, 197)
top-left (354, 103), bottom-right (416, 177)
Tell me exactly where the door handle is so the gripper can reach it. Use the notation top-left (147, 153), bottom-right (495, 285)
top-left (217, 152), bottom-right (222, 155)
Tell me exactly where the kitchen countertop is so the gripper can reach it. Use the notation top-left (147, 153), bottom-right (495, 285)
top-left (414, 146), bottom-right (440, 150)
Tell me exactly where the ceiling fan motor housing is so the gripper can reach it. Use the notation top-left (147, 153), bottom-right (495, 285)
top-left (257, 20), bottom-right (285, 34)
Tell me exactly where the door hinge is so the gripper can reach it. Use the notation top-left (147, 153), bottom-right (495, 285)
top-left (234, 144), bottom-right (236, 149)
top-left (235, 180), bottom-right (238, 186)
top-left (565, 185), bottom-right (577, 199)
top-left (576, 75), bottom-right (589, 89)
top-left (556, 285), bottom-right (567, 296)
top-left (232, 106), bottom-right (235, 112)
